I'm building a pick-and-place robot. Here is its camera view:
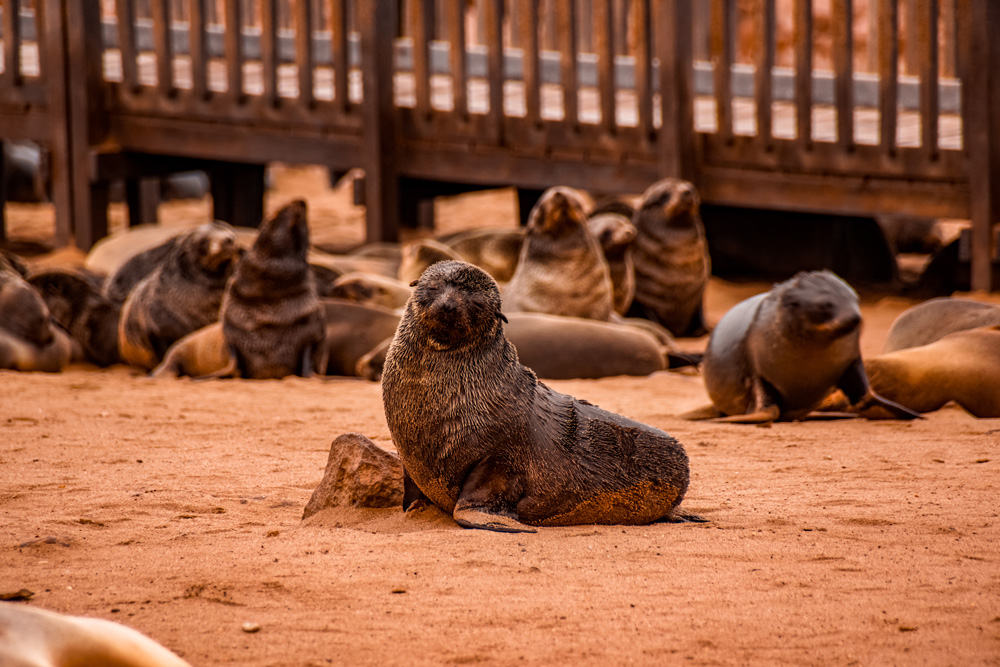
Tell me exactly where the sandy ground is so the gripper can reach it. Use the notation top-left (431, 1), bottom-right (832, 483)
top-left (1, 168), bottom-right (999, 666)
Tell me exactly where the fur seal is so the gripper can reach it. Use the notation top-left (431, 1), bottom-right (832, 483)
top-left (627, 178), bottom-right (711, 337)
top-left (439, 227), bottom-right (524, 282)
top-left (29, 268), bottom-right (122, 366)
top-left (882, 297), bottom-right (1000, 352)
top-left (322, 299), bottom-right (401, 376)
top-left (221, 200), bottom-right (328, 378)
top-left (502, 186), bottom-right (615, 321)
top-left (381, 260), bottom-right (694, 533)
top-left (118, 222), bottom-right (240, 370)
top-left (327, 272), bottom-right (413, 310)
top-left (397, 239), bottom-right (464, 284)
top-left (103, 235), bottom-right (181, 304)
top-left (150, 322), bottom-right (232, 378)
top-left (0, 603), bottom-right (191, 667)
top-left (85, 224), bottom-right (185, 278)
top-left (587, 211), bottom-right (637, 315)
top-left (689, 270), bottom-right (922, 423)
top-left (0, 260), bottom-right (75, 372)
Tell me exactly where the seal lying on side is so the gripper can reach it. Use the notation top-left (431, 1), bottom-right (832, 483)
top-left (0, 260), bottom-right (76, 372)
top-left (0, 603), bottom-right (191, 667)
top-left (29, 268), bottom-right (122, 366)
top-left (882, 297), bottom-right (1000, 352)
top-left (627, 178), bottom-right (711, 337)
top-left (119, 222), bottom-right (241, 370)
top-left (322, 299), bottom-right (401, 376)
top-left (503, 186), bottom-right (615, 321)
top-left (439, 227), bottom-right (524, 282)
top-left (381, 260), bottom-right (695, 533)
top-left (327, 272), bottom-right (413, 311)
top-left (819, 326), bottom-right (1000, 418)
top-left (221, 200), bottom-right (328, 378)
top-left (687, 270), bottom-right (921, 423)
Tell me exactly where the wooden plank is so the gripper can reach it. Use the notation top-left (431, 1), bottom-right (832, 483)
top-left (293, 0), bottom-right (314, 107)
top-left (359, 0), bottom-right (400, 242)
top-left (657, 0), bottom-right (694, 181)
top-left (125, 177), bottom-right (161, 225)
top-left (755, 0), bottom-right (775, 145)
top-left (711, 0), bottom-right (732, 142)
top-left (188, 0), bottom-right (208, 100)
top-left (904, 0), bottom-right (918, 74)
top-left (555, 0), bottom-right (578, 127)
top-left (961, 0), bottom-right (1000, 291)
top-left (484, 0), bottom-right (504, 137)
top-left (879, 0), bottom-right (898, 155)
top-left (794, 0), bottom-right (812, 146)
top-left (260, 0), bottom-right (279, 106)
top-left (593, 0), bottom-right (614, 132)
top-left (831, 0), bottom-right (853, 149)
top-left (446, 0), bottom-right (468, 119)
top-left (941, 0), bottom-right (956, 77)
top-left (151, 0), bottom-right (174, 94)
top-left (329, 0), bottom-right (349, 110)
top-left (633, 0), bottom-right (652, 138)
top-left (919, 0), bottom-right (939, 158)
top-left (520, 0), bottom-right (540, 126)
top-left (412, 0), bottom-right (432, 116)
top-left (2, 0), bottom-right (22, 89)
top-left (225, 0), bottom-right (243, 98)
top-left (115, 0), bottom-right (140, 92)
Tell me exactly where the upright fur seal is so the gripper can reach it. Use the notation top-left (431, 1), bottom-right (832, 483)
top-left (118, 222), bottom-right (241, 369)
top-left (587, 211), bottom-right (637, 315)
top-left (502, 186), bottom-right (615, 321)
top-left (689, 270), bottom-right (921, 423)
top-left (627, 178), bottom-right (711, 337)
top-left (221, 200), bottom-right (328, 378)
top-left (381, 260), bottom-right (693, 532)
top-left (882, 297), bottom-right (1000, 352)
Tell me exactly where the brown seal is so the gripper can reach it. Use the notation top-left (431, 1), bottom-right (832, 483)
top-left (502, 186), bottom-right (615, 321)
top-left (118, 222), bottom-right (240, 370)
top-left (586, 210), bottom-right (637, 315)
top-left (687, 270), bottom-right (922, 423)
top-left (322, 299), bottom-right (401, 376)
top-left (439, 227), bottom-right (525, 282)
top-left (103, 235), bottom-right (182, 304)
top-left (29, 268), bottom-right (122, 366)
top-left (627, 178), bottom-right (711, 337)
top-left (0, 259), bottom-right (76, 372)
top-left (221, 200), bottom-right (328, 378)
top-left (882, 297), bottom-right (1000, 353)
top-left (381, 260), bottom-right (695, 533)
top-left (0, 603), bottom-right (191, 667)
top-left (397, 239), bottom-right (464, 284)
top-left (327, 272), bottom-right (413, 311)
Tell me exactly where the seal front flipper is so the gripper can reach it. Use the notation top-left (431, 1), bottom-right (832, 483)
top-left (836, 357), bottom-right (923, 420)
top-left (402, 467), bottom-right (432, 512)
top-left (451, 460), bottom-right (537, 534)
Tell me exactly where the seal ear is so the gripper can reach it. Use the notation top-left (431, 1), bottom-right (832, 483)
top-left (409, 279), bottom-right (419, 287)
top-left (497, 311), bottom-right (508, 324)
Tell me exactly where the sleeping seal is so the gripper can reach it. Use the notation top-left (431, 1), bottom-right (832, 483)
top-left (381, 260), bottom-right (695, 533)
top-left (882, 297), bottom-right (1000, 352)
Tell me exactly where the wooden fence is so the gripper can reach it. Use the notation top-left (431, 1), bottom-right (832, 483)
top-left (1, 0), bottom-right (998, 290)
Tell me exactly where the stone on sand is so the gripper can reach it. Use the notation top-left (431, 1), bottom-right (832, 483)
top-left (302, 433), bottom-right (403, 519)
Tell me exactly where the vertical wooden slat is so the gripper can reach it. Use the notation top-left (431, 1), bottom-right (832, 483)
top-left (294, 0), bottom-right (314, 107)
top-left (755, 0), bottom-right (774, 144)
top-left (961, 0), bottom-right (999, 292)
top-left (447, 0), bottom-right (468, 119)
top-left (412, 0), bottom-right (432, 115)
top-left (261, 0), bottom-right (279, 105)
top-left (832, 0), bottom-right (854, 148)
top-left (151, 0), bottom-right (174, 94)
top-left (919, 0), bottom-right (939, 156)
top-left (633, 0), bottom-right (652, 138)
top-left (520, 0), bottom-right (540, 126)
top-left (2, 0), bottom-right (22, 87)
top-left (794, 0), bottom-right (812, 146)
top-left (189, 0), bottom-right (208, 99)
top-left (711, 0), bottom-right (732, 141)
top-left (485, 0), bottom-right (504, 133)
top-left (941, 0), bottom-right (956, 77)
top-left (116, 0), bottom-right (139, 91)
top-left (594, 0), bottom-right (614, 131)
top-left (330, 0), bottom-right (349, 110)
top-left (556, 0), bottom-right (578, 127)
top-left (878, 0), bottom-right (898, 155)
top-left (225, 0), bottom-right (243, 98)
top-left (904, 0), bottom-right (918, 74)
top-left (657, 0), bottom-right (694, 181)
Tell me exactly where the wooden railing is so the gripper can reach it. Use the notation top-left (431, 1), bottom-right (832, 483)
top-left (1, 0), bottom-right (998, 290)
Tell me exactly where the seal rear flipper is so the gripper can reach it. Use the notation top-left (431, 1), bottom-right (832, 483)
top-left (453, 503), bottom-right (537, 534)
top-left (666, 350), bottom-right (703, 369)
top-left (836, 357), bottom-right (922, 420)
top-left (854, 392), bottom-right (924, 420)
top-left (680, 404), bottom-right (723, 420)
top-left (657, 510), bottom-right (709, 524)
top-left (452, 460), bottom-right (536, 533)
top-left (711, 404), bottom-right (781, 424)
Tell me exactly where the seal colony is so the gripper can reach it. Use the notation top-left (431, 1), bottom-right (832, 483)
top-left (381, 260), bottom-right (695, 533)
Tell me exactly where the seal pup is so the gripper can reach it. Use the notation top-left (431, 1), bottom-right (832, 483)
top-left (587, 210), bottom-right (637, 315)
top-left (381, 260), bottom-right (694, 532)
top-left (328, 272), bottom-right (413, 310)
top-left (0, 260), bottom-right (75, 372)
top-left (221, 200), bottom-right (328, 378)
top-left (439, 227), bottom-right (525, 282)
top-left (687, 270), bottom-right (921, 423)
top-left (627, 178), bottom-right (711, 337)
top-left (882, 297), bottom-right (1000, 352)
top-left (0, 603), bottom-right (191, 667)
top-left (118, 222), bottom-right (241, 370)
top-left (502, 186), bottom-right (615, 321)
top-left (29, 268), bottom-right (122, 366)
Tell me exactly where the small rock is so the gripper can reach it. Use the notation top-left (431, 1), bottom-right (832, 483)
top-left (242, 622), bottom-right (261, 633)
top-left (302, 433), bottom-right (404, 519)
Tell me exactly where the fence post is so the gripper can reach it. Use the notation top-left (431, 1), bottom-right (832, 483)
top-left (358, 0), bottom-right (400, 243)
top-left (962, 0), bottom-right (999, 291)
top-left (656, 0), bottom-right (695, 182)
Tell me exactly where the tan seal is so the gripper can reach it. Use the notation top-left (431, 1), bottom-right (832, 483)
top-left (381, 260), bottom-right (697, 533)
top-left (587, 210), bottom-right (637, 315)
top-left (882, 297), bottom-right (1000, 352)
top-left (628, 178), bottom-right (711, 337)
top-left (687, 270), bottom-right (922, 423)
top-left (502, 186), bottom-right (615, 321)
top-left (322, 299), bottom-right (401, 376)
top-left (327, 272), bottom-right (413, 310)
top-left (150, 322), bottom-right (233, 378)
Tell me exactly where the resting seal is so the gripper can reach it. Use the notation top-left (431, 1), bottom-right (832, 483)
top-left (627, 178), bottom-right (711, 336)
top-left (322, 299), bottom-right (401, 376)
top-left (502, 186), bottom-right (615, 321)
top-left (150, 322), bottom-right (232, 378)
top-left (397, 239), bottom-right (464, 284)
top-left (118, 222), bottom-right (240, 370)
top-left (221, 200), bottom-right (328, 378)
top-left (29, 268), bottom-right (122, 366)
top-left (689, 270), bottom-right (921, 423)
top-left (439, 227), bottom-right (524, 282)
top-left (882, 297), bottom-right (1000, 352)
top-left (327, 272), bottom-right (413, 310)
top-left (381, 260), bottom-right (694, 533)
top-left (0, 260), bottom-right (75, 372)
